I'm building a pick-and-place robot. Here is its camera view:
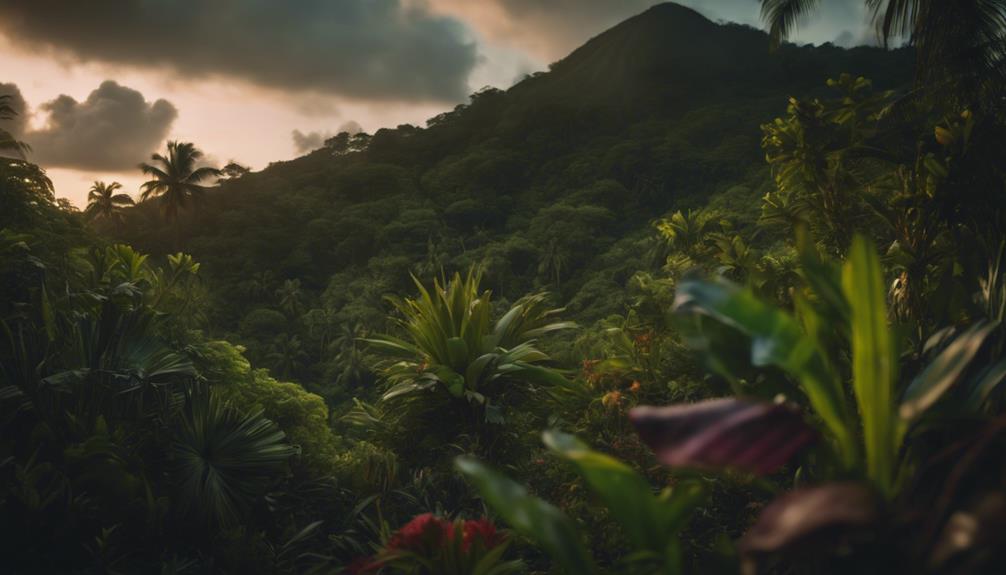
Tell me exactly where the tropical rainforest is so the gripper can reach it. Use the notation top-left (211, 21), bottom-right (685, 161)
top-left (2, 2), bottom-right (1006, 574)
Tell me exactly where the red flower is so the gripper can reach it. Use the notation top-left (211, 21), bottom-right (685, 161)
top-left (343, 556), bottom-right (382, 574)
top-left (462, 518), bottom-right (505, 551)
top-left (387, 513), bottom-right (450, 553)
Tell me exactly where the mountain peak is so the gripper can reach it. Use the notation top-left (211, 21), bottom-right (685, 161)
top-left (514, 1), bottom-right (910, 113)
top-left (637, 2), bottom-right (716, 25)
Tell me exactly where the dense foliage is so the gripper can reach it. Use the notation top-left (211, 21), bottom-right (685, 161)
top-left (3, 2), bottom-right (1006, 574)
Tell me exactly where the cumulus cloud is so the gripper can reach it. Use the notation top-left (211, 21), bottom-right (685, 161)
top-left (338, 120), bottom-right (364, 135)
top-left (292, 130), bottom-right (326, 154)
top-left (834, 30), bottom-right (856, 47)
top-left (292, 121), bottom-right (364, 153)
top-left (0, 0), bottom-right (478, 102)
top-left (2, 80), bottom-right (177, 171)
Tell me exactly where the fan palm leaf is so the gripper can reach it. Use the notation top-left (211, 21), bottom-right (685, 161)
top-left (171, 391), bottom-right (298, 528)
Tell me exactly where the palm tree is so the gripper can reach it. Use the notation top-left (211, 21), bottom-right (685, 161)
top-left (0, 94), bottom-right (28, 159)
top-left (537, 238), bottom-right (567, 288)
top-left (266, 333), bottom-right (308, 378)
top-left (275, 279), bottom-right (304, 318)
top-left (760, 0), bottom-right (1006, 107)
top-left (84, 181), bottom-right (134, 224)
top-left (139, 141), bottom-right (221, 247)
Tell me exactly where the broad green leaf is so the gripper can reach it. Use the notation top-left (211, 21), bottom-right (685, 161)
top-left (523, 321), bottom-right (578, 340)
top-left (964, 358), bottom-right (1006, 412)
top-left (40, 284), bottom-right (56, 342)
top-left (432, 365), bottom-right (465, 397)
top-left (466, 353), bottom-right (498, 389)
top-left (497, 362), bottom-right (570, 388)
top-left (543, 430), bottom-right (664, 551)
top-left (446, 336), bottom-right (470, 371)
top-left (842, 236), bottom-right (897, 494)
top-left (676, 279), bottom-right (855, 465)
top-left (361, 336), bottom-right (424, 358)
top-left (901, 321), bottom-right (998, 421)
top-left (456, 456), bottom-right (595, 575)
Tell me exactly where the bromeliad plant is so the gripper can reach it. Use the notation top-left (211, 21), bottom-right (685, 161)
top-left (346, 513), bottom-right (521, 575)
top-left (364, 269), bottom-right (575, 423)
top-left (456, 430), bottom-right (705, 575)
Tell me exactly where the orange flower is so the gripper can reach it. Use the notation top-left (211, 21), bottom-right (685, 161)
top-left (629, 381), bottom-right (641, 393)
top-left (602, 390), bottom-right (623, 409)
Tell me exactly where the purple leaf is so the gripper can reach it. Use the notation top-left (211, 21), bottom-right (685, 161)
top-left (740, 482), bottom-right (878, 554)
top-left (629, 398), bottom-right (817, 475)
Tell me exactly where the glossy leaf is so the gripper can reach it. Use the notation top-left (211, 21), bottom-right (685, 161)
top-left (543, 430), bottom-right (700, 552)
top-left (901, 321), bottom-right (998, 420)
top-left (842, 235), bottom-right (898, 493)
top-left (455, 456), bottom-right (596, 575)
top-left (630, 398), bottom-right (817, 475)
top-left (964, 358), bottom-right (1006, 412)
top-left (675, 279), bottom-right (854, 465)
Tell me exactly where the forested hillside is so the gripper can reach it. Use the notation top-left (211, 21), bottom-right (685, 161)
top-left (117, 4), bottom-right (912, 399)
top-left (5, 2), bottom-right (1006, 574)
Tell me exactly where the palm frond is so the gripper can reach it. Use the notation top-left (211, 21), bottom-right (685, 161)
top-left (761, 0), bottom-right (821, 48)
top-left (171, 391), bottom-right (298, 528)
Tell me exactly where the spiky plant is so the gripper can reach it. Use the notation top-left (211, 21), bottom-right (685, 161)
top-left (171, 391), bottom-right (298, 528)
top-left (365, 269), bottom-right (575, 424)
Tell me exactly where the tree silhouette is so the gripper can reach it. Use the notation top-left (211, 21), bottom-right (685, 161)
top-left (761, 0), bottom-right (1006, 107)
top-left (0, 94), bottom-right (29, 159)
top-left (84, 181), bottom-right (134, 224)
top-left (140, 141), bottom-right (221, 247)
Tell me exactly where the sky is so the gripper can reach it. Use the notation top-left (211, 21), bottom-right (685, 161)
top-left (0, 0), bottom-right (874, 208)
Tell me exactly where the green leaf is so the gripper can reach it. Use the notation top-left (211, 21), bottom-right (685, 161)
top-left (456, 456), bottom-right (596, 575)
top-left (466, 353), bottom-right (499, 389)
top-left (361, 336), bottom-right (424, 358)
top-left (901, 321), bottom-right (998, 419)
top-left (432, 365), bottom-right (465, 397)
top-left (446, 336), bottom-right (470, 371)
top-left (842, 235), bottom-right (898, 494)
top-left (543, 430), bottom-right (699, 554)
top-left (40, 284), bottom-right (56, 342)
top-left (964, 358), bottom-right (1006, 412)
top-left (676, 279), bottom-right (855, 466)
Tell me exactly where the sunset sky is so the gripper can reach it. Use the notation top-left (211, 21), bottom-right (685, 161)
top-left (0, 0), bottom-right (873, 208)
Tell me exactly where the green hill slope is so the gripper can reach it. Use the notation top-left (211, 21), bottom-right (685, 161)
top-left (117, 2), bottom-right (912, 390)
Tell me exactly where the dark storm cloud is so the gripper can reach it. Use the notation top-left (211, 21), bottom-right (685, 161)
top-left (0, 0), bottom-right (478, 102)
top-left (3, 80), bottom-right (177, 171)
top-left (292, 121), bottom-right (363, 153)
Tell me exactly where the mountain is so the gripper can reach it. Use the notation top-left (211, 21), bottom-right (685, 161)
top-left (117, 2), bottom-right (913, 388)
